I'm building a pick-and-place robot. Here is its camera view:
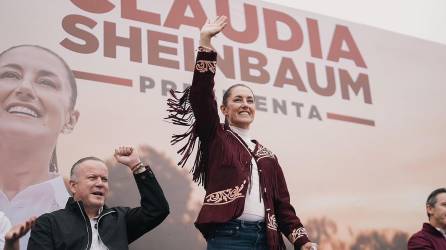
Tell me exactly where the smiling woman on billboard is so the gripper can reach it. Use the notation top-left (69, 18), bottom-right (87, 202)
top-left (0, 45), bottom-right (79, 247)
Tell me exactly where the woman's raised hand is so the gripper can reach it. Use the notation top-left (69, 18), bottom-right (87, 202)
top-left (199, 16), bottom-right (227, 49)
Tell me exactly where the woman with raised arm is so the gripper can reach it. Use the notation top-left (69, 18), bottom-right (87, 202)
top-left (167, 16), bottom-right (314, 250)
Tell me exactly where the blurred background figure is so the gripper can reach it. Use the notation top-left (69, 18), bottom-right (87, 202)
top-left (408, 188), bottom-right (446, 249)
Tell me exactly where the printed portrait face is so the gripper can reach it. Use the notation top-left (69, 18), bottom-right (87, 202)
top-left (0, 46), bottom-right (78, 141)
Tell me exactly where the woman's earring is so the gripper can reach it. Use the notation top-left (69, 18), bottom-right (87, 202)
top-left (61, 125), bottom-right (73, 134)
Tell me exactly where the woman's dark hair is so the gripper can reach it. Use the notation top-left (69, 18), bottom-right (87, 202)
top-left (0, 45), bottom-right (78, 173)
top-left (222, 84), bottom-right (254, 106)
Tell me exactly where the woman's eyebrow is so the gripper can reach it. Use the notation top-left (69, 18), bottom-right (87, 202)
top-left (38, 69), bottom-right (59, 79)
top-left (1, 63), bottom-right (22, 71)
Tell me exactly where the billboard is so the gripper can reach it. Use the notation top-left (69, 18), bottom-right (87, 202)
top-left (1, 1), bottom-right (445, 249)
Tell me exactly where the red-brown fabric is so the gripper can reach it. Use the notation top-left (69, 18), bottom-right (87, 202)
top-left (168, 50), bottom-right (310, 250)
top-left (408, 223), bottom-right (446, 250)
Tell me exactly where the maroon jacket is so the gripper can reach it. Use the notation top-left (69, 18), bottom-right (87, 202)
top-left (167, 48), bottom-right (310, 250)
top-left (408, 223), bottom-right (446, 250)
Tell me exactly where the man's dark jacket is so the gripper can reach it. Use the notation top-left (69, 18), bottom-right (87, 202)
top-left (27, 169), bottom-right (169, 250)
